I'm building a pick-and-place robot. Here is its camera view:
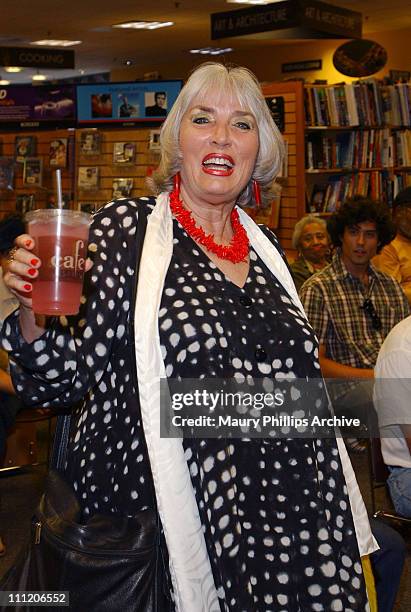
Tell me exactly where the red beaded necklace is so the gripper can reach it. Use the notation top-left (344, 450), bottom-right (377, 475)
top-left (169, 186), bottom-right (249, 264)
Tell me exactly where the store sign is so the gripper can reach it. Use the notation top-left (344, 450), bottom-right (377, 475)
top-left (211, 0), bottom-right (362, 40)
top-left (282, 59), bottom-right (322, 73)
top-left (302, 1), bottom-right (361, 38)
top-left (0, 84), bottom-right (76, 129)
top-left (0, 46), bottom-right (75, 69)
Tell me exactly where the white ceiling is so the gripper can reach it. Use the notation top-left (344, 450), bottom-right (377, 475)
top-left (1, 0), bottom-right (410, 84)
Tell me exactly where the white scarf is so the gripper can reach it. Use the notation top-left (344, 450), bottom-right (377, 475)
top-left (134, 193), bottom-right (377, 612)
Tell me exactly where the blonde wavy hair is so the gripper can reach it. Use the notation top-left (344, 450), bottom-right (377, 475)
top-left (148, 62), bottom-right (284, 207)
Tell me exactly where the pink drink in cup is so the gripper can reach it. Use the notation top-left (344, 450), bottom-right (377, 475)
top-left (25, 209), bottom-right (91, 315)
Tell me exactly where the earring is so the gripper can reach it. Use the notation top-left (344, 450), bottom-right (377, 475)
top-left (173, 173), bottom-right (181, 197)
top-left (252, 179), bottom-right (261, 208)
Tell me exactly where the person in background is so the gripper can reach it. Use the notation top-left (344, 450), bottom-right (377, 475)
top-left (374, 313), bottom-right (411, 517)
top-left (300, 197), bottom-right (409, 449)
top-left (373, 187), bottom-right (411, 304)
top-left (290, 215), bottom-right (330, 292)
top-left (2, 63), bottom-right (377, 610)
top-left (300, 198), bottom-right (408, 611)
top-left (0, 215), bottom-right (25, 557)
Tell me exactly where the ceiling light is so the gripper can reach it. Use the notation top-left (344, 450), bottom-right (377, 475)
top-left (189, 47), bottom-right (233, 56)
top-left (226, 1), bottom-right (272, 4)
top-left (0, 77), bottom-right (10, 85)
top-left (112, 21), bottom-right (174, 30)
top-left (5, 66), bottom-right (22, 73)
top-left (147, 22), bottom-right (173, 30)
top-left (30, 39), bottom-right (82, 47)
top-left (32, 71), bottom-right (47, 81)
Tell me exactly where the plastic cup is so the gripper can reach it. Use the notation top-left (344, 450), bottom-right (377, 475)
top-left (25, 209), bottom-right (91, 315)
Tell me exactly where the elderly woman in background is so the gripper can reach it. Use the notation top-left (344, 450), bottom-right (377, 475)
top-left (290, 215), bottom-right (330, 292)
top-left (2, 63), bottom-right (376, 610)
top-left (373, 187), bottom-right (411, 304)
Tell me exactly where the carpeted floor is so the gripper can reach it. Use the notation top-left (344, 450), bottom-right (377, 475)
top-left (0, 425), bottom-right (410, 610)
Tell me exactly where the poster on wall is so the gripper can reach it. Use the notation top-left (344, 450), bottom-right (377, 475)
top-left (333, 39), bottom-right (387, 78)
top-left (265, 96), bottom-right (285, 133)
top-left (23, 158), bottom-right (43, 187)
top-left (0, 85), bottom-right (76, 129)
top-left (15, 136), bottom-right (36, 163)
top-left (76, 81), bottom-right (182, 126)
top-left (79, 131), bottom-right (101, 156)
top-left (49, 138), bottom-right (68, 168)
top-left (0, 157), bottom-right (15, 191)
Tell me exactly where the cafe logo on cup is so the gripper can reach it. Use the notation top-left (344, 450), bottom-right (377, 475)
top-left (50, 240), bottom-right (86, 276)
top-left (38, 236), bottom-right (88, 282)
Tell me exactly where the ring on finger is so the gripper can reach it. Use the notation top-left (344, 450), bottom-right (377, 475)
top-left (7, 246), bottom-right (18, 264)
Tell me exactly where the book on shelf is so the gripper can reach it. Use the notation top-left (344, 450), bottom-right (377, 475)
top-left (344, 84), bottom-right (359, 126)
top-left (79, 131), bottom-right (101, 156)
top-left (308, 184), bottom-right (329, 213)
top-left (394, 130), bottom-right (411, 166)
top-left (0, 157), bottom-right (15, 191)
top-left (393, 171), bottom-right (411, 197)
top-left (78, 166), bottom-right (99, 190)
top-left (112, 178), bottom-right (133, 199)
top-left (49, 138), bottom-right (68, 168)
top-left (113, 142), bottom-right (136, 164)
top-left (15, 136), bottom-right (36, 163)
top-left (23, 158), bottom-right (43, 187)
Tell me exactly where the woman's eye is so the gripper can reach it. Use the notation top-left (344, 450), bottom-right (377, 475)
top-left (192, 116), bottom-right (210, 124)
top-left (235, 121), bottom-right (252, 130)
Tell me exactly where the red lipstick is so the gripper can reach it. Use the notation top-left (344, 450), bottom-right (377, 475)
top-left (201, 153), bottom-right (234, 176)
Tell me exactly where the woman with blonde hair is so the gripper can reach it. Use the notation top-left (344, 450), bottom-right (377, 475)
top-left (2, 63), bottom-right (375, 610)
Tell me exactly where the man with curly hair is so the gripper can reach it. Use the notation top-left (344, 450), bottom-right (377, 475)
top-left (300, 196), bottom-right (409, 443)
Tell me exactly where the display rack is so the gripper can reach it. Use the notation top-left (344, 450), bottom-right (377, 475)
top-left (0, 127), bottom-right (159, 217)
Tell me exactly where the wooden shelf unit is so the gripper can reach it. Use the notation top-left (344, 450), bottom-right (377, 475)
top-left (262, 81), bottom-right (306, 251)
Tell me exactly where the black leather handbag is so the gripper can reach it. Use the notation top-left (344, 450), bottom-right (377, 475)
top-left (0, 203), bottom-right (172, 611)
top-left (0, 471), bottom-right (167, 612)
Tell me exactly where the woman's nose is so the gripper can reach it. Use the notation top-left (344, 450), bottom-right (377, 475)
top-left (211, 122), bottom-right (231, 146)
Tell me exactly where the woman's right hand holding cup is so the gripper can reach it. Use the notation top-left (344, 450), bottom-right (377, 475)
top-left (4, 234), bottom-right (40, 311)
top-left (3, 234), bottom-right (48, 343)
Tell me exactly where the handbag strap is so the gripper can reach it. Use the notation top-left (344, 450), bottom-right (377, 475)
top-left (50, 200), bottom-right (149, 471)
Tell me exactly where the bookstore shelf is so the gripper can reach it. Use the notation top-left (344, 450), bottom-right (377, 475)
top-left (304, 80), bottom-right (411, 215)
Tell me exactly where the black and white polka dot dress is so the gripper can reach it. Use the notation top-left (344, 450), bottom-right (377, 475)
top-left (158, 217), bottom-right (368, 611)
top-left (2, 197), bottom-right (367, 612)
